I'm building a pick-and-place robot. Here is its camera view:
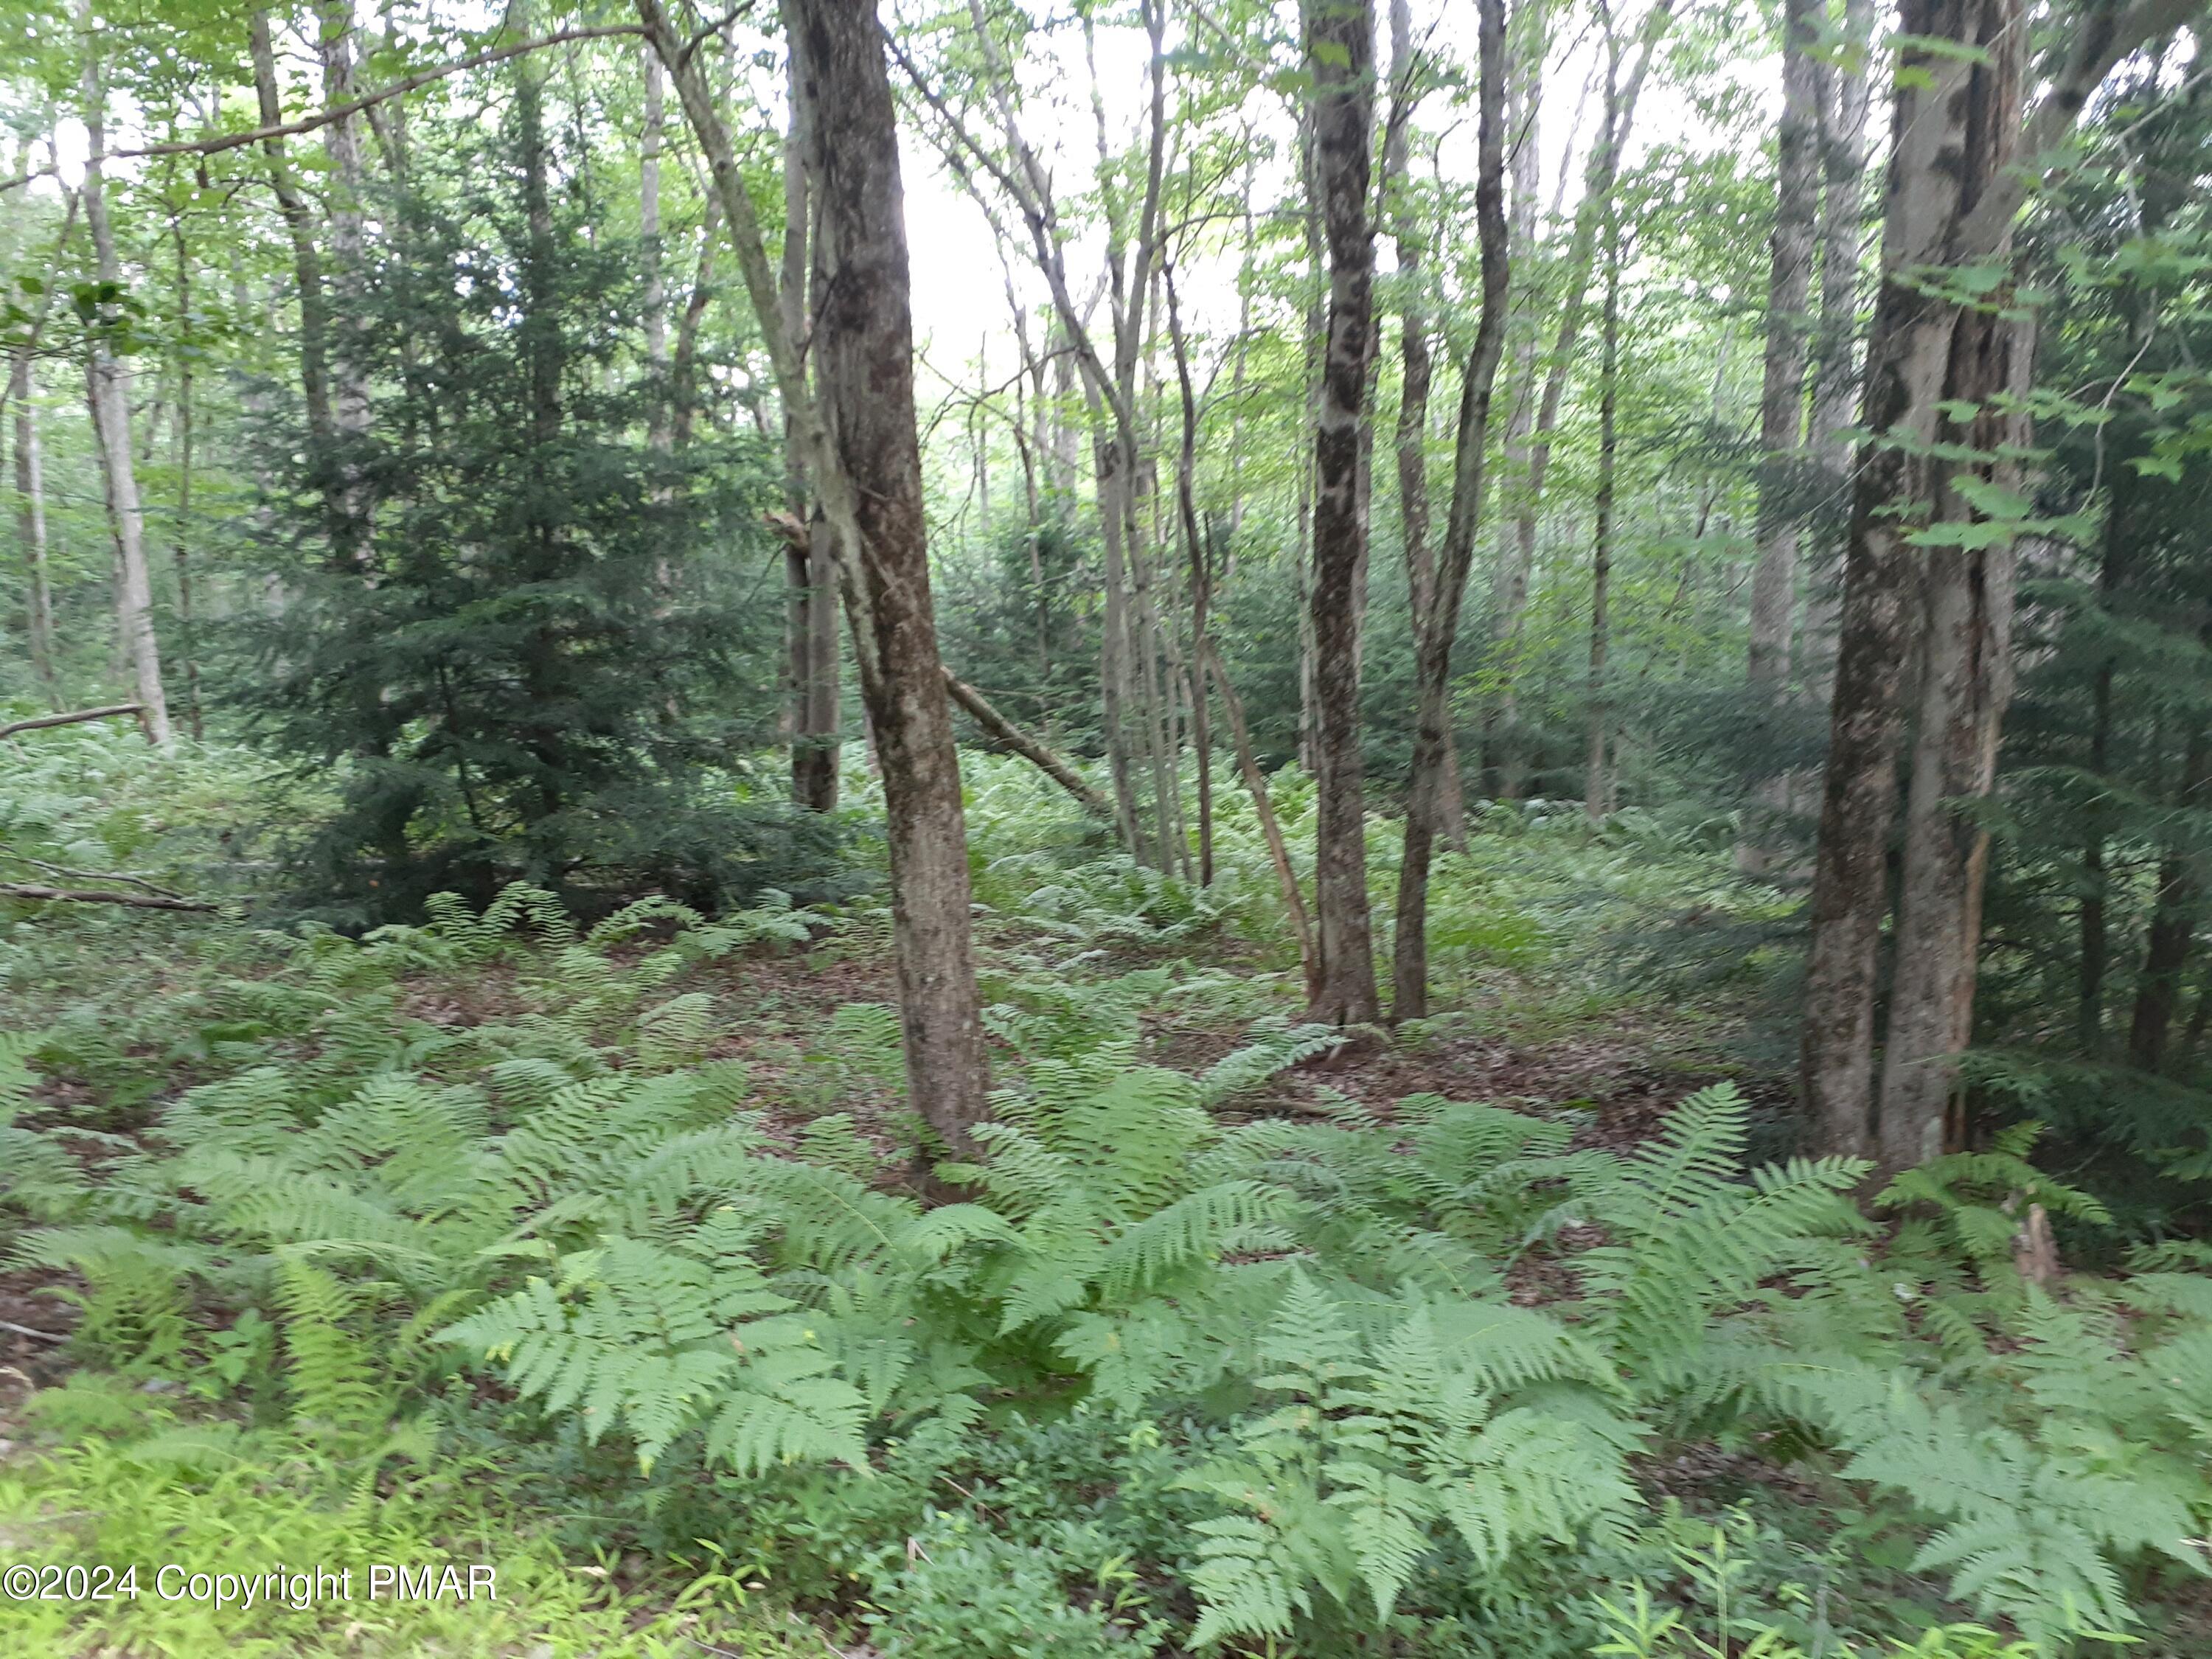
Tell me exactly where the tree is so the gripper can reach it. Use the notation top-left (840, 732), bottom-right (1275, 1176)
top-left (1803, 0), bottom-right (2200, 1165)
top-left (1304, 0), bottom-right (1382, 1027)
top-left (1391, 0), bottom-right (1508, 1023)
top-left (77, 0), bottom-right (168, 744)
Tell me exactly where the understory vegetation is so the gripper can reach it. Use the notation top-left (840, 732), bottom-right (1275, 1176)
top-left (5, 737), bottom-right (2211, 1657)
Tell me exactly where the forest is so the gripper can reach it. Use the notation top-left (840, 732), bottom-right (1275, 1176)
top-left (2, 0), bottom-right (2211, 1654)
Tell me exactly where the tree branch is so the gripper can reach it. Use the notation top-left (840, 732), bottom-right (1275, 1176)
top-left (941, 669), bottom-right (1111, 819)
top-left (1952, 0), bottom-right (2202, 259)
top-left (1, 26), bottom-right (646, 194)
top-left (0, 703), bottom-right (143, 740)
top-left (0, 882), bottom-right (220, 913)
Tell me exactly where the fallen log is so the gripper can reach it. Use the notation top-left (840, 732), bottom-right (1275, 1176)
top-left (0, 703), bottom-right (144, 741)
top-left (940, 669), bottom-right (1112, 821)
top-left (0, 881), bottom-right (220, 913)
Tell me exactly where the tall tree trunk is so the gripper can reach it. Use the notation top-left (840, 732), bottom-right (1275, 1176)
top-left (1799, 0), bottom-right (1874, 695)
top-left (791, 0), bottom-right (991, 1160)
top-left (248, 10), bottom-right (334, 453)
top-left (78, 0), bottom-right (168, 744)
top-left (1208, 639), bottom-right (1319, 1000)
top-left (1165, 267), bottom-right (1214, 886)
top-left (1304, 0), bottom-right (1382, 1026)
top-left (1485, 0), bottom-right (1672, 792)
top-left (781, 22), bottom-right (840, 812)
top-left (2129, 691), bottom-right (2212, 1073)
top-left (1586, 114), bottom-right (1621, 825)
top-left (642, 44), bottom-right (669, 437)
top-left (1391, 0), bottom-right (1509, 1023)
top-left (1384, 0), bottom-right (1466, 846)
top-left (1804, 0), bottom-right (2042, 1164)
top-left (1746, 0), bottom-right (1821, 695)
top-left (315, 0), bottom-right (375, 564)
top-left (10, 359), bottom-right (60, 711)
top-left (171, 209), bottom-right (202, 742)
top-left (2080, 481), bottom-right (2126, 1051)
top-left (1485, 0), bottom-right (1543, 797)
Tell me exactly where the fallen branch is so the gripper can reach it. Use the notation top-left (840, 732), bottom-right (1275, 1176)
top-left (1203, 640), bottom-right (1319, 1002)
top-left (0, 850), bottom-right (185, 899)
top-left (0, 703), bottom-right (143, 741)
top-left (0, 1318), bottom-right (69, 1345)
top-left (0, 882), bottom-right (220, 913)
top-left (940, 669), bottom-right (1112, 821)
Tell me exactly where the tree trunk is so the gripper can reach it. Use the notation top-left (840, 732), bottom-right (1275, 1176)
top-left (79, 0), bottom-right (169, 744)
top-left (1586, 114), bottom-right (1621, 826)
top-left (942, 668), bottom-right (1108, 821)
top-left (2079, 481), bottom-right (2126, 1052)
top-left (248, 10), bottom-right (334, 453)
top-left (1799, 0), bottom-right (1874, 695)
top-left (315, 0), bottom-right (375, 564)
top-left (1208, 639), bottom-right (1318, 1001)
top-left (781, 21), bottom-right (840, 812)
top-left (10, 359), bottom-right (60, 711)
top-left (793, 0), bottom-right (991, 1161)
top-left (1746, 0), bottom-right (1820, 695)
top-left (1485, 0), bottom-right (1673, 791)
top-left (2126, 635), bottom-right (2211, 1073)
top-left (1384, 0), bottom-right (1466, 846)
top-left (1804, 0), bottom-right (2028, 1164)
top-left (1391, 0), bottom-right (1509, 1023)
top-left (1164, 267), bottom-right (1214, 886)
top-left (171, 211), bottom-right (202, 742)
top-left (1304, 0), bottom-right (1382, 1027)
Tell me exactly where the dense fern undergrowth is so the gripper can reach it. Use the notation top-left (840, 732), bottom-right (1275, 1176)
top-left (4, 736), bottom-right (2212, 1658)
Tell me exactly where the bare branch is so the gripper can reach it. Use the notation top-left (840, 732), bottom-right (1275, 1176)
top-left (0, 882), bottom-right (221, 913)
top-left (1, 26), bottom-right (646, 194)
top-left (0, 703), bottom-right (143, 740)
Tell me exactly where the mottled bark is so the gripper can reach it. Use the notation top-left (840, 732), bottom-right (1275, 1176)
top-left (782, 22), bottom-right (839, 812)
top-left (942, 668), bottom-right (1108, 821)
top-left (2127, 636), bottom-right (2212, 1072)
top-left (1391, 0), bottom-right (1508, 1023)
top-left (1587, 121), bottom-right (1620, 825)
top-left (1304, 0), bottom-right (1382, 1027)
top-left (248, 10), bottom-right (333, 451)
top-left (10, 358), bottom-right (60, 710)
top-left (1804, 0), bottom-right (2029, 1163)
top-left (1747, 0), bottom-right (1820, 692)
top-left (78, 0), bottom-right (168, 743)
top-left (793, 0), bottom-right (990, 1159)
top-left (315, 0), bottom-right (375, 563)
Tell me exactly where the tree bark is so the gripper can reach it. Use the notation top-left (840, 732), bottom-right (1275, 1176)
top-left (1484, 0), bottom-right (1673, 790)
top-left (1207, 639), bottom-right (1319, 1001)
top-left (1804, 0), bottom-right (2031, 1164)
top-left (315, 0), bottom-right (375, 564)
top-left (1383, 0), bottom-right (1466, 846)
top-left (792, 0), bottom-right (991, 1161)
top-left (942, 668), bottom-right (1108, 821)
top-left (2126, 632), bottom-right (2212, 1072)
top-left (782, 21), bottom-right (840, 812)
top-left (1798, 0), bottom-right (1874, 695)
top-left (1746, 0), bottom-right (1821, 696)
top-left (1164, 266), bottom-right (1214, 886)
top-left (1304, 0), bottom-right (1382, 1027)
top-left (78, 0), bottom-right (169, 744)
top-left (1586, 99), bottom-right (1621, 826)
top-left (1391, 0), bottom-right (1508, 1023)
top-left (248, 9), bottom-right (335, 452)
top-left (10, 358), bottom-right (60, 710)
